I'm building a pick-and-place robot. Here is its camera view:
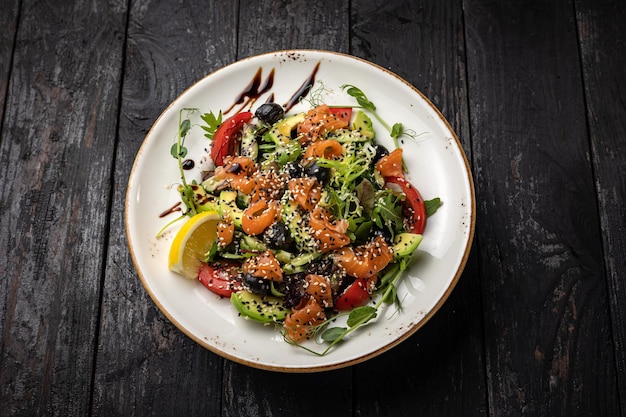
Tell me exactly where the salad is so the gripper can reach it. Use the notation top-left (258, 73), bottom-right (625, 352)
top-left (166, 84), bottom-right (440, 355)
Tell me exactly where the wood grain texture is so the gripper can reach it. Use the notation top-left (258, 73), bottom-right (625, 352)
top-left (464, 0), bottom-right (619, 415)
top-left (0, 0), bottom-right (127, 415)
top-left (350, 1), bottom-right (486, 416)
top-left (237, 0), bottom-right (350, 57)
top-left (91, 0), bottom-right (239, 416)
top-left (1, 0), bottom-right (623, 415)
top-left (222, 363), bottom-right (353, 417)
top-left (576, 0), bottom-right (626, 413)
top-left (0, 0), bottom-right (20, 126)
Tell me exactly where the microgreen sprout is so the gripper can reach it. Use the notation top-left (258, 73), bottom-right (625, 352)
top-left (340, 84), bottom-right (420, 170)
top-left (305, 80), bottom-right (332, 107)
top-left (171, 108), bottom-right (201, 217)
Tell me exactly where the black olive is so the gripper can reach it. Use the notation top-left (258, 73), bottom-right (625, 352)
top-left (282, 162), bottom-right (302, 178)
top-left (262, 221), bottom-right (294, 251)
top-left (182, 159), bottom-right (195, 170)
top-left (243, 273), bottom-right (271, 295)
top-left (372, 144), bottom-right (390, 164)
top-left (226, 162), bottom-right (241, 174)
top-left (304, 161), bottom-right (331, 185)
top-left (255, 103), bottom-right (285, 125)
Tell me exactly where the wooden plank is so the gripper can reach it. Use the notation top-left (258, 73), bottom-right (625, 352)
top-left (0, 0), bottom-right (127, 415)
top-left (216, 2), bottom-right (354, 417)
top-left (0, 0), bottom-right (20, 124)
top-left (222, 363), bottom-right (353, 417)
top-left (91, 1), bottom-right (240, 415)
top-left (464, 0), bottom-right (619, 415)
top-left (576, 0), bottom-right (626, 413)
top-left (236, 0), bottom-right (350, 58)
top-left (350, 1), bottom-right (486, 416)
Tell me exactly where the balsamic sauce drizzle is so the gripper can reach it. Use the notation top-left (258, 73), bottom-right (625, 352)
top-left (225, 61), bottom-right (320, 115)
top-left (284, 61), bottom-right (320, 112)
top-left (225, 67), bottom-right (275, 114)
top-left (159, 201), bottom-right (182, 218)
top-left (161, 61), bottom-right (322, 219)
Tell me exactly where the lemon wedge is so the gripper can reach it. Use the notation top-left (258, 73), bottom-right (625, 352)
top-left (168, 211), bottom-right (220, 279)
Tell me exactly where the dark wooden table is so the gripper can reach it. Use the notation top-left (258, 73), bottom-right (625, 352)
top-left (2, 0), bottom-right (625, 415)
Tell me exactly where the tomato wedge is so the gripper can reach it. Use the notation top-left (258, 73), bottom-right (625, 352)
top-left (334, 278), bottom-right (371, 311)
top-left (211, 112), bottom-right (253, 166)
top-left (385, 176), bottom-right (427, 234)
top-left (327, 107), bottom-right (352, 124)
top-left (198, 262), bottom-right (243, 298)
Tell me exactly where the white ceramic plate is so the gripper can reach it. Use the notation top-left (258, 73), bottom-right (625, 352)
top-left (126, 50), bottom-right (474, 372)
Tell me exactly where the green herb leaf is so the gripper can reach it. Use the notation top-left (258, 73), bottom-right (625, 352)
top-left (353, 220), bottom-right (373, 242)
top-left (341, 84), bottom-right (376, 112)
top-left (200, 111), bottom-right (223, 140)
top-left (321, 327), bottom-right (347, 342)
top-left (425, 197), bottom-right (443, 216)
top-left (180, 118), bottom-right (192, 137)
top-left (375, 260), bottom-right (408, 308)
top-left (355, 178), bottom-right (376, 216)
top-left (170, 143), bottom-right (188, 159)
top-left (377, 262), bottom-right (401, 288)
top-left (372, 190), bottom-right (404, 236)
top-left (170, 143), bottom-right (179, 159)
top-left (382, 282), bottom-right (399, 305)
top-left (390, 123), bottom-right (403, 139)
top-left (347, 306), bottom-right (377, 327)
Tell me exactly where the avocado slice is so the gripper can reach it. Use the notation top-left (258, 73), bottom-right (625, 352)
top-left (393, 232), bottom-right (423, 258)
top-left (265, 113), bottom-right (306, 145)
top-left (218, 190), bottom-right (243, 227)
top-left (281, 199), bottom-right (317, 252)
top-left (240, 124), bottom-right (258, 160)
top-left (201, 175), bottom-right (228, 193)
top-left (181, 184), bottom-right (220, 212)
top-left (352, 110), bottom-right (375, 139)
top-left (230, 291), bottom-right (290, 323)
